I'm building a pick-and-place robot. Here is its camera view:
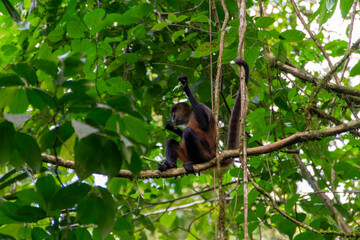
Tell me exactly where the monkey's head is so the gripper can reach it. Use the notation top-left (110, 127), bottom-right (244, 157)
top-left (170, 102), bottom-right (192, 125)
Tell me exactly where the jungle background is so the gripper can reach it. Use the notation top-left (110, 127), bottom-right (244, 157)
top-left (0, 0), bottom-right (360, 239)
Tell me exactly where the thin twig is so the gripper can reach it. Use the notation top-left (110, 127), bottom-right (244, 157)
top-left (340, 0), bottom-right (358, 82)
top-left (250, 177), bottom-right (357, 237)
top-left (290, 0), bottom-right (341, 85)
top-left (156, 0), bottom-right (206, 15)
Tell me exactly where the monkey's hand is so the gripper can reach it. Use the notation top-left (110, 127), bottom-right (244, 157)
top-left (164, 120), bottom-right (174, 131)
top-left (183, 161), bottom-right (195, 174)
top-left (157, 160), bottom-right (177, 171)
top-left (177, 75), bottom-right (188, 86)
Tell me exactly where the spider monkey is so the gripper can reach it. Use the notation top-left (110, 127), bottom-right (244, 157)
top-left (157, 59), bottom-right (249, 174)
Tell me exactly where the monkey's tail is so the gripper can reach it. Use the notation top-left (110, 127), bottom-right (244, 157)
top-left (223, 59), bottom-right (249, 166)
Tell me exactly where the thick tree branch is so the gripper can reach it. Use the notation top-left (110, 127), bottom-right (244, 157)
top-left (308, 106), bottom-right (360, 137)
top-left (273, 37), bottom-right (360, 101)
top-left (273, 61), bottom-right (360, 103)
top-left (42, 119), bottom-right (360, 179)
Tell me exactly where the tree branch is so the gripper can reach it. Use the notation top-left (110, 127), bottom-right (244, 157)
top-left (250, 178), bottom-right (358, 237)
top-left (290, 0), bottom-right (341, 86)
top-left (42, 119), bottom-right (360, 179)
top-left (215, 1), bottom-right (230, 238)
top-left (291, 154), bottom-right (352, 233)
top-left (273, 60), bottom-right (360, 103)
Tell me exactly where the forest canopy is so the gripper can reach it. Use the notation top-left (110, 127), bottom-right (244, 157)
top-left (0, 0), bottom-right (359, 239)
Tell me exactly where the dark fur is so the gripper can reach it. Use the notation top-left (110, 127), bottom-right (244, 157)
top-left (157, 60), bottom-right (249, 173)
top-left (225, 59), bottom-right (249, 165)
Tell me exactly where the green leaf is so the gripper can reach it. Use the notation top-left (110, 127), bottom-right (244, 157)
top-left (194, 42), bottom-right (219, 58)
top-left (223, 48), bottom-right (237, 64)
top-left (67, 15), bottom-right (85, 38)
top-left (75, 134), bottom-right (103, 179)
top-left (0, 202), bottom-right (45, 223)
top-left (1, 44), bottom-right (18, 56)
top-left (256, 203), bottom-right (266, 219)
top-left (64, 54), bottom-right (86, 77)
top-left (128, 25), bottom-right (146, 40)
top-left (255, 17), bottom-right (275, 28)
top-left (174, 15), bottom-right (188, 23)
top-left (350, 60), bottom-right (360, 77)
top-left (36, 175), bottom-right (58, 203)
top-left (15, 206), bottom-right (46, 222)
top-left (31, 227), bottom-right (51, 240)
top-left (98, 42), bottom-right (112, 57)
top-left (86, 108), bottom-right (112, 126)
top-left (0, 205), bottom-right (19, 225)
top-left (294, 232), bottom-right (325, 240)
top-left (15, 133), bottom-right (42, 172)
top-left (183, 32), bottom-right (198, 41)
top-left (51, 182), bottom-right (91, 210)
top-left (11, 64), bottom-right (38, 85)
top-left (129, 148), bottom-right (141, 175)
top-left (177, 49), bottom-right (192, 60)
top-left (168, 14), bottom-right (177, 22)
top-left (168, 14), bottom-right (188, 23)
top-left (132, 4), bottom-right (153, 19)
top-left (102, 140), bottom-right (122, 177)
top-left (106, 96), bottom-right (138, 116)
top-left (48, 26), bottom-right (65, 42)
top-left (95, 187), bottom-right (116, 238)
top-left (151, 21), bottom-right (168, 30)
top-left (324, 40), bottom-right (348, 56)
top-left (0, 87), bottom-right (17, 108)
top-left (326, 0), bottom-right (336, 10)
top-left (280, 30), bottom-right (306, 42)
top-left (78, 188), bottom-right (116, 238)
top-left (39, 122), bottom-right (74, 150)
top-left (274, 89), bottom-right (291, 111)
top-left (172, 30), bottom-right (185, 41)
top-left (285, 194), bottom-right (300, 214)
top-left (78, 194), bottom-right (97, 224)
top-left (106, 77), bottom-right (133, 95)
top-left (114, 217), bottom-right (134, 231)
top-left (32, 59), bottom-right (58, 79)
top-left (9, 88), bottom-right (29, 113)
top-left (103, 10), bottom-right (142, 26)
top-left (0, 75), bottom-right (24, 87)
top-left (279, 219), bottom-right (296, 239)
top-left (190, 14), bottom-right (209, 23)
top-left (0, 121), bottom-right (16, 166)
top-left (317, 0), bottom-right (336, 26)
top-left (122, 115), bottom-right (149, 144)
top-left (248, 189), bottom-right (260, 205)
top-left (74, 228), bottom-right (92, 240)
top-left (340, 0), bottom-right (354, 18)
top-left (26, 89), bottom-right (55, 109)
top-left (84, 8), bottom-right (105, 31)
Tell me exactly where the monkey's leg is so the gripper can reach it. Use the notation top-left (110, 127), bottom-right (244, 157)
top-left (182, 128), bottom-right (211, 173)
top-left (158, 139), bottom-right (185, 171)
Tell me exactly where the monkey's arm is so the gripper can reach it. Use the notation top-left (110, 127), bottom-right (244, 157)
top-left (165, 120), bottom-right (183, 137)
top-left (178, 75), bottom-right (210, 131)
